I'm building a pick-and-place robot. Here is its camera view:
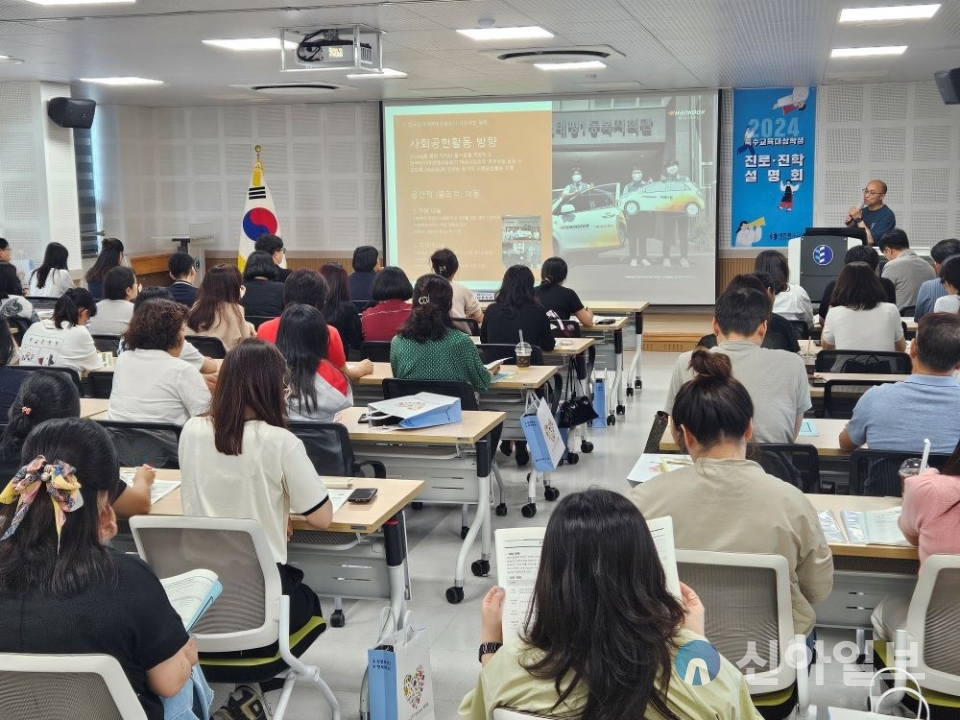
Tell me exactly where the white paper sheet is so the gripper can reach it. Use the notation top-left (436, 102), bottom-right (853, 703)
top-left (495, 527), bottom-right (546, 641)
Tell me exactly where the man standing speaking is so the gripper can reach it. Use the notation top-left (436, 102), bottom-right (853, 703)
top-left (845, 179), bottom-right (896, 246)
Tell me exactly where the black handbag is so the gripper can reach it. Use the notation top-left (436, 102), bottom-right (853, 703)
top-left (556, 362), bottom-right (598, 429)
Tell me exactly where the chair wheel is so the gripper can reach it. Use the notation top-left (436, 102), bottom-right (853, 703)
top-left (626, 387), bottom-right (634, 397)
top-left (499, 440), bottom-right (512, 457)
top-left (411, 502), bottom-right (423, 510)
top-left (581, 441), bottom-right (594, 453)
top-left (521, 503), bottom-right (537, 518)
top-left (567, 452), bottom-right (579, 465)
top-left (460, 526), bottom-right (469, 540)
top-left (635, 379), bottom-right (642, 389)
top-left (607, 415), bottom-right (616, 426)
top-left (616, 404), bottom-right (625, 415)
top-left (445, 586), bottom-right (465, 604)
top-left (471, 559), bottom-right (490, 577)
top-left (544, 487), bottom-right (560, 501)
top-left (330, 610), bottom-right (345, 628)
top-left (515, 449), bottom-right (530, 467)
top-left (495, 503), bottom-right (508, 517)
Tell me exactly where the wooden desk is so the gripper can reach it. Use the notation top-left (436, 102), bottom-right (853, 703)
top-left (586, 301), bottom-right (650, 394)
top-left (808, 494), bottom-right (917, 561)
top-left (336, 405), bottom-right (503, 446)
top-left (80, 398), bottom-right (109, 418)
top-left (659, 418), bottom-right (852, 457)
top-left (579, 316), bottom-right (631, 421)
top-left (96, 358), bottom-right (224, 373)
top-left (808, 373), bottom-right (907, 399)
top-left (471, 334), bottom-right (595, 357)
top-left (582, 316), bottom-right (629, 332)
top-left (353, 362), bottom-right (558, 392)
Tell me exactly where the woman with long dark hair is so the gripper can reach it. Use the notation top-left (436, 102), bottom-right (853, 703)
top-left (84, 237), bottom-right (125, 301)
top-left (28, 241), bottom-right (73, 297)
top-left (18, 287), bottom-right (101, 373)
top-left (187, 264), bottom-right (255, 350)
top-left (276, 304), bottom-right (352, 421)
top-left (754, 249), bottom-right (813, 329)
top-left (481, 265), bottom-right (555, 351)
top-left (461, 488), bottom-right (758, 720)
top-left (391, 274), bottom-right (491, 392)
top-left (319, 262), bottom-right (363, 352)
top-left (821, 262), bottom-right (905, 352)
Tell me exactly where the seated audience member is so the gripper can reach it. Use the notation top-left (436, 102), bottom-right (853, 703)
top-left (535, 256), bottom-right (594, 325)
top-left (841, 314), bottom-right (960, 454)
top-left (179, 338), bottom-right (332, 712)
top-left (108, 299), bottom-right (211, 425)
top-left (431, 248), bottom-right (483, 326)
top-left (0, 237), bottom-right (10, 263)
top-left (634, 350), bottom-right (833, 640)
top-left (880, 228), bottom-right (935, 310)
top-left (701, 274), bottom-right (799, 352)
top-left (0, 262), bottom-right (37, 323)
top-left (481, 265), bottom-right (555, 352)
top-left (913, 238), bottom-right (960, 320)
top-left (320, 262), bottom-right (363, 352)
top-left (664, 287), bottom-right (811, 444)
top-left (821, 262), bottom-right (905, 352)
top-left (167, 251), bottom-right (198, 306)
top-left (0, 371), bottom-right (153, 517)
top-left (241, 250), bottom-right (285, 321)
top-left (187, 265), bottom-right (255, 351)
top-left (819, 245), bottom-right (896, 324)
top-left (391, 274), bottom-right (491, 392)
top-left (0, 419), bottom-right (208, 720)
top-left (754, 249), bottom-right (813, 329)
top-left (88, 266), bottom-right (138, 336)
top-left (0, 318), bottom-right (16, 369)
top-left (361, 266), bottom-right (414, 342)
top-left (84, 237), bottom-right (125, 302)
top-left (277, 304), bottom-right (352, 422)
top-left (257, 269), bottom-right (372, 383)
top-left (28, 241), bottom-right (73, 298)
top-left (19, 288), bottom-right (100, 374)
top-left (254, 233), bottom-right (290, 282)
top-left (126, 287), bottom-right (218, 378)
top-left (933, 254), bottom-right (960, 314)
top-left (349, 245), bottom-right (380, 302)
top-left (460, 488), bottom-right (760, 720)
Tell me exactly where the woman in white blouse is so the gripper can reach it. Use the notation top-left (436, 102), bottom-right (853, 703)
top-left (28, 242), bottom-right (74, 298)
top-left (821, 262), bottom-right (906, 352)
top-left (18, 288), bottom-right (101, 374)
top-left (933, 255), bottom-right (960, 315)
top-left (88, 266), bottom-right (139, 336)
top-left (755, 250), bottom-right (814, 329)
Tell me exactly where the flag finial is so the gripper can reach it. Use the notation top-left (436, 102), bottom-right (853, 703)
top-left (252, 145), bottom-right (264, 187)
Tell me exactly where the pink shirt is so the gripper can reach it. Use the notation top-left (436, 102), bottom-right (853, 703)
top-left (899, 468), bottom-right (960, 566)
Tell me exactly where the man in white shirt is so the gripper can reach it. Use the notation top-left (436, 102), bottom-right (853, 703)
top-left (880, 228), bottom-right (935, 310)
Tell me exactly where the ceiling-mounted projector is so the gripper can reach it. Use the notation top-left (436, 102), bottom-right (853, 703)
top-left (296, 29), bottom-right (373, 69)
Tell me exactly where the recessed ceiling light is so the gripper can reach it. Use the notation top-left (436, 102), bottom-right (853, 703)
top-left (202, 38), bottom-right (298, 51)
top-left (0, 55), bottom-right (24, 64)
top-left (24, 0), bottom-right (134, 4)
top-left (78, 77), bottom-right (163, 86)
top-left (839, 4), bottom-right (940, 22)
top-left (345, 68), bottom-right (407, 79)
top-left (535, 60), bottom-right (606, 71)
top-left (457, 26), bottom-right (553, 41)
top-left (830, 46), bottom-right (907, 58)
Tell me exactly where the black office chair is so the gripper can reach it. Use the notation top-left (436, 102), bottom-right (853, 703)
top-left (95, 420), bottom-right (182, 469)
top-left (451, 317), bottom-right (480, 336)
top-left (91, 334), bottom-right (121, 355)
top-left (848, 448), bottom-right (950, 497)
top-left (289, 421), bottom-right (386, 479)
top-left (697, 332), bottom-right (792, 351)
top-left (360, 341), bottom-right (392, 362)
top-left (244, 314), bottom-right (276, 330)
top-left (900, 305), bottom-right (916, 318)
top-left (5, 316), bottom-right (33, 339)
top-left (184, 335), bottom-right (228, 359)
top-left (12, 365), bottom-right (84, 396)
top-left (821, 379), bottom-right (896, 419)
top-left (23, 296), bottom-right (57, 310)
top-left (550, 320), bottom-right (581, 339)
top-left (814, 350), bottom-right (912, 374)
top-left (788, 320), bottom-right (811, 340)
top-left (86, 370), bottom-right (114, 399)
top-left (0, 366), bottom-right (31, 419)
top-left (352, 300), bottom-right (372, 314)
top-left (643, 411), bottom-right (670, 454)
top-left (749, 443), bottom-right (821, 493)
top-left (475, 343), bottom-right (544, 366)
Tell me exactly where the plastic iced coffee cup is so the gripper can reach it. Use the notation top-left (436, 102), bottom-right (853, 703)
top-left (899, 458), bottom-right (923, 489)
top-left (515, 341), bottom-right (532, 369)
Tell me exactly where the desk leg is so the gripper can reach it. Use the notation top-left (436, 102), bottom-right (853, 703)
top-left (612, 327), bottom-right (625, 417)
top-left (626, 310), bottom-right (644, 391)
top-left (446, 434), bottom-right (494, 604)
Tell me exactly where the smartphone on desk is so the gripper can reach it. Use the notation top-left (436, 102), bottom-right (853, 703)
top-left (348, 488), bottom-right (378, 504)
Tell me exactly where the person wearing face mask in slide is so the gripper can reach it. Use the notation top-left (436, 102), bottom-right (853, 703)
top-left (562, 167), bottom-right (590, 196)
top-left (624, 167), bottom-right (652, 267)
top-left (658, 159), bottom-right (692, 268)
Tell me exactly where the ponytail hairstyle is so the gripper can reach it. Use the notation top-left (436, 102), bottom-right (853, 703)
top-left (429, 248), bottom-right (459, 280)
top-left (538, 256), bottom-right (568, 288)
top-left (52, 287), bottom-right (96, 328)
top-left (2, 370), bottom-right (81, 454)
top-left (672, 349), bottom-right (753, 451)
top-left (398, 274), bottom-right (453, 343)
top-left (30, 242), bottom-right (69, 290)
top-left (84, 238), bottom-right (124, 284)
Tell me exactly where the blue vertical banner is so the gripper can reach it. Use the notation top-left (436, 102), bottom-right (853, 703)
top-left (730, 87), bottom-right (816, 249)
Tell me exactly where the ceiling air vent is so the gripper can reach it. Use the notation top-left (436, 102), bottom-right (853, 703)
top-left (250, 82), bottom-right (342, 95)
top-left (482, 45), bottom-right (620, 65)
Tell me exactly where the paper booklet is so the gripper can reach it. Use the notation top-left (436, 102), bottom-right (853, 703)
top-left (120, 471), bottom-right (180, 505)
top-left (627, 453), bottom-right (693, 486)
top-left (817, 510), bottom-right (848, 544)
top-left (160, 569), bottom-right (223, 631)
top-left (799, 420), bottom-right (819, 437)
top-left (327, 488), bottom-right (352, 516)
top-left (495, 517), bottom-right (680, 641)
top-left (484, 358), bottom-right (511, 371)
top-left (841, 508), bottom-right (909, 546)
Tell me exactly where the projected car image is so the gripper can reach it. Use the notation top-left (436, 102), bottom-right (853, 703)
top-left (551, 183), bottom-right (627, 255)
top-left (620, 180), bottom-right (705, 217)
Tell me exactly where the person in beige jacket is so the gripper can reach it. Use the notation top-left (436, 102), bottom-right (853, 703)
top-left (631, 349), bottom-right (833, 639)
top-left (186, 264), bottom-right (255, 351)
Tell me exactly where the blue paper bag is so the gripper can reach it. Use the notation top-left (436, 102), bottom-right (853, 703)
top-left (591, 375), bottom-right (607, 428)
top-left (368, 610), bottom-right (435, 720)
top-left (367, 393), bottom-right (463, 429)
top-left (520, 396), bottom-right (564, 471)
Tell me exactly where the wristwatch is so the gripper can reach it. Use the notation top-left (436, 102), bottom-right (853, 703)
top-left (478, 642), bottom-right (503, 663)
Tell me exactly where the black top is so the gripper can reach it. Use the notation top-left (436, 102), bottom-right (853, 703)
top-left (768, 312), bottom-right (801, 353)
top-left (87, 280), bottom-right (104, 303)
top-left (0, 550), bottom-right (189, 720)
top-left (324, 302), bottom-right (363, 351)
top-left (241, 279), bottom-right (285, 320)
top-left (819, 277), bottom-right (898, 323)
top-left (535, 284), bottom-right (585, 320)
top-left (480, 303), bottom-right (556, 351)
top-left (348, 271), bottom-right (377, 303)
top-left (168, 281), bottom-right (198, 307)
top-left (276, 266), bottom-right (291, 283)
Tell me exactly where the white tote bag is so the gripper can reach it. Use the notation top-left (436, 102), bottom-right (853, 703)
top-left (368, 610), bottom-right (436, 720)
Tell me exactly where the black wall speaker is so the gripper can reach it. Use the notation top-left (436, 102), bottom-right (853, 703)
top-left (934, 68), bottom-right (960, 105)
top-left (47, 97), bottom-right (97, 129)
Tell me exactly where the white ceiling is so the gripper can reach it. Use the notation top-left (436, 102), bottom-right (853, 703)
top-left (0, 0), bottom-right (956, 106)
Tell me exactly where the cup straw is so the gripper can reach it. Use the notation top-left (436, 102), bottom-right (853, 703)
top-left (919, 439), bottom-right (932, 473)
top-left (519, 330), bottom-right (524, 345)
top-left (806, 338), bottom-right (812, 355)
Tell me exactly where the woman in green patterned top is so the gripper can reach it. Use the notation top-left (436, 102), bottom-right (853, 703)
top-left (390, 274), bottom-right (492, 392)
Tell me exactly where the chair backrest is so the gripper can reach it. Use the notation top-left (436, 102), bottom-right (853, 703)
top-left (763, 331), bottom-right (793, 351)
top-left (244, 314), bottom-right (275, 330)
top-left (184, 335), bottom-right (227, 359)
top-left (360, 340), bottom-right (392, 362)
top-left (814, 350), bottom-right (911, 374)
top-left (676, 550), bottom-right (797, 693)
top-left (848, 448), bottom-right (951, 496)
top-left (12, 364), bottom-right (83, 395)
top-left (904, 554), bottom-right (960, 694)
top-left (643, 411), bottom-right (670, 454)
top-left (382, 378), bottom-right (479, 410)
top-left (23, 296), bottom-right (57, 310)
top-left (129, 515), bottom-right (282, 653)
top-left (352, 300), bottom-right (372, 314)
top-left (289, 421), bottom-right (356, 476)
top-left (91, 334), bottom-right (121, 355)
top-left (0, 366), bottom-right (30, 419)
top-left (476, 343), bottom-right (544, 367)
top-left (749, 443), bottom-right (821, 493)
top-left (822, 379), bottom-right (894, 420)
top-left (788, 320), bottom-right (810, 340)
top-left (95, 420), bottom-right (182, 469)
top-left (492, 710), bottom-right (553, 720)
top-left (5, 316), bottom-right (33, 339)
top-left (87, 370), bottom-right (115, 399)
top-left (550, 319), bottom-right (580, 339)
top-left (697, 333), bottom-right (717, 348)
top-left (900, 304), bottom-right (916, 318)
top-left (0, 653), bottom-right (148, 719)
top-left (451, 317), bottom-right (480, 336)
